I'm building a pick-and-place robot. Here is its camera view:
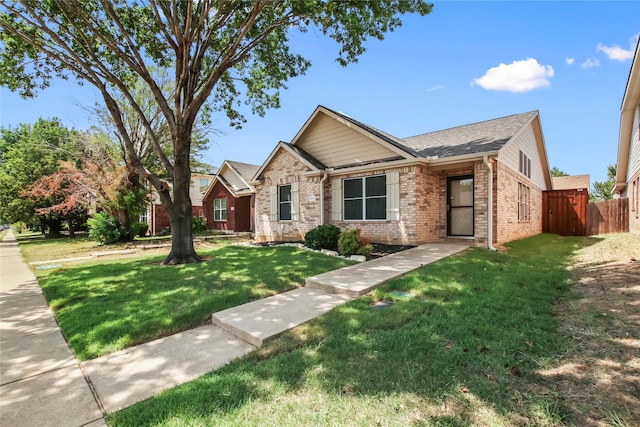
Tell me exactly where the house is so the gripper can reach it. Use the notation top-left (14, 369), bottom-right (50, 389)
top-left (143, 171), bottom-right (216, 235)
top-left (552, 174), bottom-right (590, 191)
top-left (251, 106), bottom-right (552, 247)
top-left (202, 160), bottom-right (260, 232)
top-left (613, 39), bottom-right (640, 234)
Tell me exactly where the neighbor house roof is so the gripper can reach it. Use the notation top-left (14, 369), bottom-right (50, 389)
top-left (552, 175), bottom-right (590, 190)
top-left (401, 111), bottom-right (539, 159)
top-left (613, 38), bottom-right (640, 194)
top-left (203, 160), bottom-right (260, 199)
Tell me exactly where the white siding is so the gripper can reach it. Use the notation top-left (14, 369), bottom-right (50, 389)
top-left (295, 114), bottom-right (399, 168)
top-left (627, 105), bottom-right (640, 183)
top-left (190, 174), bottom-right (212, 206)
top-left (498, 124), bottom-right (547, 189)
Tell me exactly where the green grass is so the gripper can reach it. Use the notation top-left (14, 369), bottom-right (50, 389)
top-left (18, 235), bottom-right (104, 263)
top-left (36, 245), bottom-right (353, 360)
top-left (107, 234), bottom-right (589, 427)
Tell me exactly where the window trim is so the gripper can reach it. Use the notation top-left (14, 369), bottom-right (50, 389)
top-left (518, 182), bottom-right (531, 222)
top-left (279, 184), bottom-right (292, 221)
top-left (213, 198), bottom-right (227, 222)
top-left (343, 175), bottom-right (387, 221)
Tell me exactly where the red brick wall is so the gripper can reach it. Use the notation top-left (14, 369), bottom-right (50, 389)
top-left (202, 181), bottom-right (254, 232)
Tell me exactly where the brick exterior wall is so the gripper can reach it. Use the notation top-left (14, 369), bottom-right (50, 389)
top-left (495, 160), bottom-right (543, 243)
top-left (202, 181), bottom-right (253, 232)
top-left (254, 148), bottom-right (319, 241)
top-left (254, 151), bottom-right (544, 246)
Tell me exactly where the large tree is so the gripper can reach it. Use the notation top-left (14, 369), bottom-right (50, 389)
top-left (591, 164), bottom-right (616, 201)
top-left (0, 0), bottom-right (432, 264)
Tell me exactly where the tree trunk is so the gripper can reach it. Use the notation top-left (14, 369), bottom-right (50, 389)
top-left (67, 218), bottom-right (75, 238)
top-left (116, 208), bottom-right (132, 241)
top-left (161, 125), bottom-right (202, 265)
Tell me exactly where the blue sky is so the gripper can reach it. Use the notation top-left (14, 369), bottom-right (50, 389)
top-left (1, 1), bottom-right (639, 185)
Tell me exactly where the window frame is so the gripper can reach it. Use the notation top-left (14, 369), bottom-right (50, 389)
top-left (518, 182), bottom-right (531, 222)
top-left (343, 175), bottom-right (387, 221)
top-left (213, 198), bottom-right (227, 222)
top-left (279, 184), bottom-right (292, 221)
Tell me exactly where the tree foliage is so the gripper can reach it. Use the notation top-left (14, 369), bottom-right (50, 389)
top-left (0, 0), bottom-right (433, 264)
top-left (0, 118), bottom-right (80, 226)
top-left (550, 166), bottom-right (569, 177)
top-left (590, 164), bottom-right (616, 201)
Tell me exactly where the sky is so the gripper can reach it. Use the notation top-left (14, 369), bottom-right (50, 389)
top-left (1, 1), bottom-right (639, 186)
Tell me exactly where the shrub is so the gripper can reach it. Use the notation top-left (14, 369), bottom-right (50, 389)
top-left (338, 228), bottom-right (373, 257)
top-left (304, 224), bottom-right (341, 250)
top-left (11, 221), bottom-right (26, 233)
top-left (88, 212), bottom-right (121, 244)
top-left (131, 222), bottom-right (149, 237)
top-left (192, 216), bottom-right (208, 234)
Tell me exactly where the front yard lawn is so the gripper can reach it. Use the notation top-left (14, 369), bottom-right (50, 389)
top-left (107, 234), bottom-right (592, 426)
top-left (35, 245), bottom-right (352, 360)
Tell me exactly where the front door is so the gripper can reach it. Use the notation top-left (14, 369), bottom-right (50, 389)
top-left (447, 176), bottom-right (474, 237)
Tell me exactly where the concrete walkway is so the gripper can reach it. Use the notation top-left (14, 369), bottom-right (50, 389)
top-left (0, 230), bottom-right (106, 427)
top-left (1, 231), bottom-right (468, 420)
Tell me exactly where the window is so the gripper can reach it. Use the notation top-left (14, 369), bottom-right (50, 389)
top-left (199, 178), bottom-right (209, 193)
top-left (343, 175), bottom-right (387, 220)
top-left (519, 150), bottom-right (531, 179)
top-left (139, 210), bottom-right (148, 224)
top-left (518, 182), bottom-right (530, 222)
top-left (633, 178), bottom-right (639, 218)
top-left (279, 185), bottom-right (292, 221)
top-left (214, 198), bottom-right (227, 221)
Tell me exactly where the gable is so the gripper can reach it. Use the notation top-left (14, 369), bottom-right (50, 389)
top-left (497, 118), bottom-right (550, 190)
top-left (295, 113), bottom-right (404, 168)
top-left (220, 165), bottom-right (252, 194)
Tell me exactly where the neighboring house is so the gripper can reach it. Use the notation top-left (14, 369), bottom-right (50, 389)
top-left (143, 171), bottom-right (216, 235)
top-left (251, 105), bottom-right (552, 247)
top-left (613, 39), bottom-right (640, 234)
top-left (552, 175), bottom-right (590, 192)
top-left (202, 160), bottom-right (260, 232)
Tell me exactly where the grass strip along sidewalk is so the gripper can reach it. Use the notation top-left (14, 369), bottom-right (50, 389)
top-left (34, 245), bottom-right (352, 360)
top-left (107, 234), bottom-right (589, 426)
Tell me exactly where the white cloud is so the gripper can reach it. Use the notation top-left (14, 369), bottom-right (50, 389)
top-left (597, 43), bottom-right (634, 61)
top-left (596, 34), bottom-right (639, 61)
top-left (426, 85), bottom-right (445, 92)
top-left (472, 58), bottom-right (554, 93)
top-left (565, 57), bottom-right (575, 65)
top-left (581, 57), bottom-right (600, 69)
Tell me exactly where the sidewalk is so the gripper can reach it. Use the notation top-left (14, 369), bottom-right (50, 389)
top-left (0, 230), bottom-right (106, 427)
top-left (1, 231), bottom-right (468, 419)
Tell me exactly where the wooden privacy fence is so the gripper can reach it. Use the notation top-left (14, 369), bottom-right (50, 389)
top-left (543, 190), bottom-right (588, 236)
top-left (586, 198), bottom-right (629, 235)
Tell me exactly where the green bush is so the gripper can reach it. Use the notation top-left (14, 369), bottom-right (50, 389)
top-left (131, 222), bottom-right (149, 237)
top-left (11, 221), bottom-right (26, 233)
top-left (304, 224), bottom-right (341, 250)
top-left (88, 212), bottom-right (121, 244)
top-left (337, 228), bottom-right (371, 257)
top-left (192, 216), bottom-right (208, 234)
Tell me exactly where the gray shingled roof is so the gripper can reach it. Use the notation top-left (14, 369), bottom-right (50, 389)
top-left (401, 111), bottom-right (538, 159)
top-left (226, 160), bottom-right (260, 184)
top-left (286, 142), bottom-right (327, 170)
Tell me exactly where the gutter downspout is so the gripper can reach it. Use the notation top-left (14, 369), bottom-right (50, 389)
top-left (319, 172), bottom-right (328, 225)
top-left (483, 155), bottom-right (497, 251)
